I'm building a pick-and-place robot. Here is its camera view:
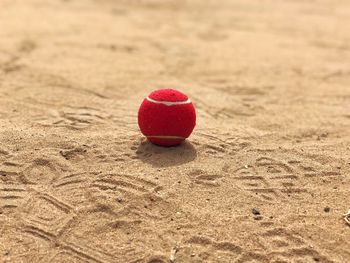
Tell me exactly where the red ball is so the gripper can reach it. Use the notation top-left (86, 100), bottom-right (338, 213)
top-left (138, 89), bottom-right (196, 146)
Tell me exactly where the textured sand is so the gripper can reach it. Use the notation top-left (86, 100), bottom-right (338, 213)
top-left (1, 0), bottom-right (350, 262)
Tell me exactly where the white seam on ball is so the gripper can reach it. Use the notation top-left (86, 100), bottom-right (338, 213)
top-left (146, 97), bottom-right (191, 106)
top-left (146, 135), bottom-right (186, 139)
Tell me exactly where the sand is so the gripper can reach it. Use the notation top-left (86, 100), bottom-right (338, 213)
top-left (1, 0), bottom-right (350, 262)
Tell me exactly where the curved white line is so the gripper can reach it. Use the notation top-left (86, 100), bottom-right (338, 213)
top-left (146, 135), bottom-right (186, 139)
top-left (146, 97), bottom-right (191, 106)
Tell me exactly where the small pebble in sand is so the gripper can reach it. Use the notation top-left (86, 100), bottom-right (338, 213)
top-left (252, 208), bottom-right (262, 220)
top-left (252, 208), bottom-right (260, 215)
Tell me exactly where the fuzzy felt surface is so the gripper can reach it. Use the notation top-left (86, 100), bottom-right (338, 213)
top-left (147, 137), bottom-right (185, 147)
top-left (148, 89), bottom-right (188, 102)
top-left (138, 90), bottom-right (196, 146)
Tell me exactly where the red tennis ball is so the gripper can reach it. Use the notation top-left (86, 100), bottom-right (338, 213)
top-left (138, 89), bottom-right (196, 147)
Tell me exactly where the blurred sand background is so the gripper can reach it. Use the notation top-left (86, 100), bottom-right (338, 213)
top-left (1, 0), bottom-right (350, 262)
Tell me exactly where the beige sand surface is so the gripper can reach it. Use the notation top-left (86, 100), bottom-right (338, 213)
top-left (1, 0), bottom-right (350, 262)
